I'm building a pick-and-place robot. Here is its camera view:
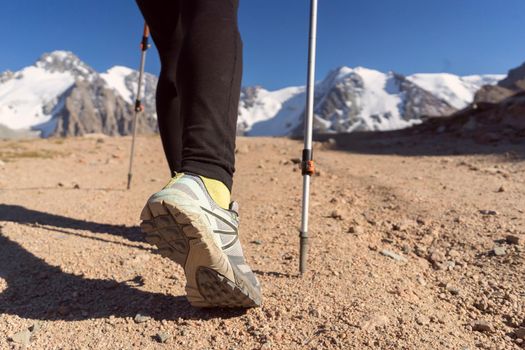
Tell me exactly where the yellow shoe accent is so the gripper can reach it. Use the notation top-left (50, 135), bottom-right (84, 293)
top-left (163, 172), bottom-right (184, 189)
top-left (162, 173), bottom-right (230, 209)
top-left (199, 176), bottom-right (230, 210)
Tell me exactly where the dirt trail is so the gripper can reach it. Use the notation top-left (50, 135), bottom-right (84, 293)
top-left (0, 135), bottom-right (524, 349)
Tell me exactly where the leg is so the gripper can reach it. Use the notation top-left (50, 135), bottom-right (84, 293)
top-left (178, 0), bottom-right (242, 191)
top-left (136, 0), bottom-right (184, 174)
top-left (138, 0), bottom-right (260, 309)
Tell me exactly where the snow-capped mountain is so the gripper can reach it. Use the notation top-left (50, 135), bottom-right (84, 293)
top-left (239, 67), bottom-right (504, 136)
top-left (0, 51), bottom-right (157, 137)
top-left (0, 50), bottom-right (505, 138)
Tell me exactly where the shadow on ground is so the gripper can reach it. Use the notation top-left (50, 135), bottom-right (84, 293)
top-left (0, 204), bottom-right (144, 243)
top-left (0, 230), bottom-right (246, 321)
top-left (314, 130), bottom-right (525, 159)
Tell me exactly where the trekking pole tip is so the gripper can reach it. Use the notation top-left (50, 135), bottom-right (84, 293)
top-left (127, 173), bottom-right (132, 190)
top-left (299, 233), bottom-right (308, 274)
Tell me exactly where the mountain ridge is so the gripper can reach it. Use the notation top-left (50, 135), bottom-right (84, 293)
top-left (0, 50), bottom-right (505, 138)
top-left (240, 66), bottom-right (503, 137)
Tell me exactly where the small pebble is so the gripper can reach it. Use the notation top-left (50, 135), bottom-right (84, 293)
top-left (380, 249), bottom-right (407, 263)
top-left (444, 261), bottom-right (456, 270)
top-left (446, 284), bottom-right (460, 295)
top-left (134, 313), bottom-right (150, 323)
top-left (29, 321), bottom-right (43, 334)
top-left (416, 315), bottom-right (431, 326)
top-left (330, 210), bottom-right (343, 220)
top-left (282, 253), bottom-right (293, 260)
top-left (156, 332), bottom-right (170, 343)
top-left (348, 226), bottom-right (364, 235)
top-left (416, 276), bottom-right (427, 286)
top-left (360, 314), bottom-right (389, 331)
top-left (493, 246), bottom-right (506, 256)
top-left (261, 341), bottom-right (272, 349)
top-left (308, 307), bottom-right (320, 317)
top-left (429, 251), bottom-right (445, 264)
top-left (11, 329), bottom-right (31, 346)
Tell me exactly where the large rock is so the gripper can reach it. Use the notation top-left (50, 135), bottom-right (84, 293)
top-left (51, 78), bottom-right (157, 137)
top-left (475, 61), bottom-right (525, 104)
top-left (474, 85), bottom-right (514, 104)
top-left (498, 62), bottom-right (525, 90)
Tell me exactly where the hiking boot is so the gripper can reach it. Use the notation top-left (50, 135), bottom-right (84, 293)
top-left (140, 173), bottom-right (262, 308)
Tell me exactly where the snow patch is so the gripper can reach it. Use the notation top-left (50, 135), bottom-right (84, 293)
top-left (245, 86), bottom-right (306, 136)
top-left (0, 65), bottom-right (74, 130)
top-left (407, 73), bottom-right (505, 109)
top-left (239, 86), bottom-right (305, 135)
top-left (100, 66), bottom-right (135, 104)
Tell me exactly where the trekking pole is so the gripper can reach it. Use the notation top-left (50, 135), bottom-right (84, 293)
top-left (127, 23), bottom-right (150, 190)
top-left (299, 0), bottom-right (319, 274)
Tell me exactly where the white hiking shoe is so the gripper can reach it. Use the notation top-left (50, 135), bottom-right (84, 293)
top-left (140, 173), bottom-right (262, 308)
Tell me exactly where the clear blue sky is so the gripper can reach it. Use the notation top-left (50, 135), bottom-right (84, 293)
top-left (2, 0), bottom-right (525, 90)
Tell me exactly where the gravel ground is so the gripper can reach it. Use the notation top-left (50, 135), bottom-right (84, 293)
top-left (0, 135), bottom-right (524, 349)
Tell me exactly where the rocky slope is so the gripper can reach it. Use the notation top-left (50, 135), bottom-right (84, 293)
top-left (404, 61), bottom-right (525, 145)
top-left (51, 78), bottom-right (157, 137)
top-left (415, 92), bottom-right (525, 145)
top-left (475, 61), bottom-right (525, 104)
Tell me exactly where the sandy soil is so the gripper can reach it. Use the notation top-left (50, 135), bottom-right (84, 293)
top-left (0, 134), bottom-right (524, 349)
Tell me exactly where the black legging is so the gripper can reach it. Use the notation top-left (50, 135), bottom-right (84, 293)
top-left (136, 0), bottom-right (242, 191)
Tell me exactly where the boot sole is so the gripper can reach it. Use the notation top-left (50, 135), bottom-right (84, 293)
top-left (140, 193), bottom-right (260, 308)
